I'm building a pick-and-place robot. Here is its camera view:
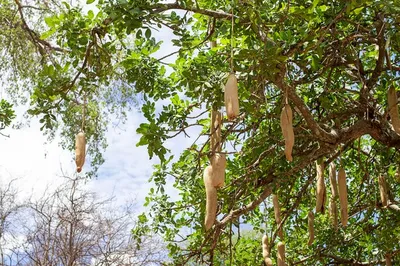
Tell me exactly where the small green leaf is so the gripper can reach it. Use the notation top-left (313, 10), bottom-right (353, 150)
top-left (145, 28), bottom-right (151, 39)
top-left (44, 16), bottom-right (55, 27)
top-left (87, 10), bottom-right (94, 19)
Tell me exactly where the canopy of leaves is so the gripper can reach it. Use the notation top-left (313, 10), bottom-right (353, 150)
top-left (1, 0), bottom-right (400, 265)
top-left (0, 99), bottom-right (15, 132)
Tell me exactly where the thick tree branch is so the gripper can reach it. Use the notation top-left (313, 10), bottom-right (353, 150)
top-left (366, 14), bottom-right (386, 90)
top-left (319, 250), bottom-right (400, 266)
top-left (320, 252), bottom-right (376, 265)
top-left (338, 119), bottom-right (400, 149)
top-left (150, 2), bottom-right (233, 20)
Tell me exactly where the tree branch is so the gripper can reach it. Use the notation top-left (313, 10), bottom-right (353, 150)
top-left (218, 186), bottom-right (272, 227)
top-left (320, 252), bottom-right (374, 265)
top-left (366, 13), bottom-right (386, 90)
top-left (150, 2), bottom-right (234, 20)
top-left (319, 251), bottom-right (400, 266)
top-left (338, 119), bottom-right (400, 149)
top-left (13, 0), bottom-right (67, 54)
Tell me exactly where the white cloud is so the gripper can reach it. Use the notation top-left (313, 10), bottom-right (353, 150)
top-left (87, 111), bottom-right (156, 207)
top-left (0, 117), bottom-right (72, 199)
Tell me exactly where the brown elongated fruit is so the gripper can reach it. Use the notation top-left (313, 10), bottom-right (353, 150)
top-left (338, 167), bottom-right (348, 227)
top-left (210, 153), bottom-right (226, 188)
top-left (262, 235), bottom-right (269, 258)
top-left (316, 161), bottom-right (326, 213)
top-left (75, 132), bottom-right (86, 173)
top-left (329, 162), bottom-right (338, 199)
top-left (280, 104), bottom-right (294, 162)
top-left (210, 110), bottom-right (222, 153)
top-left (203, 166), bottom-right (218, 230)
top-left (262, 235), bottom-right (273, 266)
top-left (395, 167), bottom-right (400, 183)
top-left (378, 175), bottom-right (388, 207)
top-left (307, 211), bottom-right (314, 246)
top-left (277, 242), bottom-right (285, 266)
top-left (272, 194), bottom-right (284, 239)
top-left (224, 73), bottom-right (239, 120)
top-left (264, 257), bottom-right (273, 266)
top-left (323, 186), bottom-right (327, 213)
top-left (385, 253), bottom-right (392, 266)
top-left (329, 197), bottom-right (338, 230)
top-left (210, 40), bottom-right (217, 48)
top-left (387, 86), bottom-right (400, 134)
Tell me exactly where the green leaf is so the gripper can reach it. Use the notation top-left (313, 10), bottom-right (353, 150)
top-left (44, 16), bottom-right (55, 27)
top-left (145, 28), bottom-right (151, 39)
top-left (87, 10), bottom-right (94, 19)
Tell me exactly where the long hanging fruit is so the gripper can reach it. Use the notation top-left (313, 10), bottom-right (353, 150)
top-left (262, 235), bottom-right (273, 266)
top-left (385, 253), bottom-right (392, 266)
top-left (329, 197), bottom-right (338, 230)
top-left (338, 167), bottom-right (348, 226)
top-left (224, 3), bottom-right (239, 121)
top-left (378, 175), bottom-right (389, 207)
top-left (224, 73), bottom-right (239, 120)
top-left (329, 162), bottom-right (338, 198)
top-left (75, 132), bottom-right (86, 173)
top-left (210, 153), bottom-right (226, 188)
top-left (203, 166), bottom-right (218, 230)
top-left (307, 211), bottom-right (315, 246)
top-left (277, 242), bottom-right (286, 266)
top-left (210, 110), bottom-right (222, 153)
top-left (280, 103), bottom-right (294, 162)
top-left (328, 163), bottom-right (339, 229)
top-left (387, 86), bottom-right (400, 134)
top-left (203, 106), bottom-right (226, 230)
top-left (272, 194), bottom-right (284, 239)
top-left (209, 109), bottom-right (225, 188)
top-left (316, 161), bottom-right (326, 213)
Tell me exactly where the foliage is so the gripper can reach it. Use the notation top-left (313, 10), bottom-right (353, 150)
top-left (1, 0), bottom-right (400, 265)
top-left (0, 100), bottom-right (15, 131)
